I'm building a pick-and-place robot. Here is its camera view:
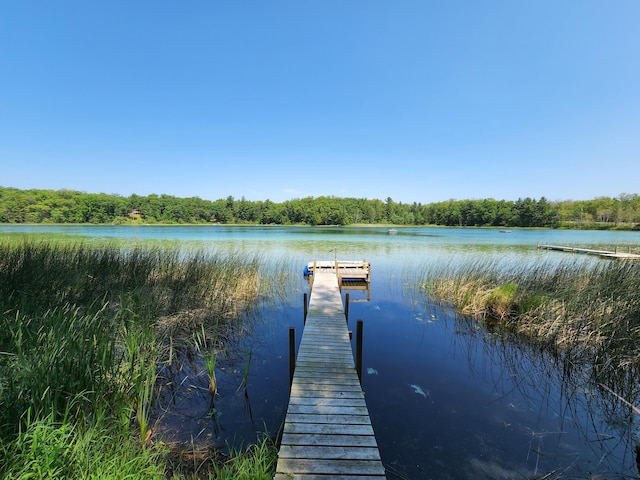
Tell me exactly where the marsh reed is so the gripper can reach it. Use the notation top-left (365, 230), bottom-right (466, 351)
top-left (0, 239), bottom-right (274, 479)
top-left (421, 258), bottom-right (640, 392)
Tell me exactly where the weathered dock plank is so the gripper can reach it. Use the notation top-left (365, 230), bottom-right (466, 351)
top-left (288, 384), bottom-right (365, 394)
top-left (283, 422), bottom-right (376, 436)
top-left (288, 397), bottom-right (367, 407)
top-left (281, 433), bottom-right (379, 447)
top-left (275, 474), bottom-right (385, 480)
top-left (284, 413), bottom-right (373, 424)
top-left (279, 446), bottom-right (382, 461)
top-left (276, 458), bottom-right (385, 476)
top-left (275, 271), bottom-right (385, 479)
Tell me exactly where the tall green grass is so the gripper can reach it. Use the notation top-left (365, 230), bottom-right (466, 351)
top-left (208, 436), bottom-right (277, 480)
top-left (0, 411), bottom-right (166, 479)
top-left (166, 435), bottom-right (277, 480)
top-left (0, 239), bottom-right (275, 479)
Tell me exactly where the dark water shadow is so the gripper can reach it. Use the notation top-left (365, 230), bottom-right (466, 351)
top-left (354, 291), bottom-right (640, 480)
top-left (151, 298), bottom-right (299, 453)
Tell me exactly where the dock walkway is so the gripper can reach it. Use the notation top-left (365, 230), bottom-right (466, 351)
top-left (275, 270), bottom-right (385, 479)
top-left (538, 243), bottom-right (640, 261)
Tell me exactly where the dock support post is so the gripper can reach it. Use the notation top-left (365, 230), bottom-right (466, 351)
top-left (345, 293), bottom-right (350, 324)
top-left (303, 293), bottom-right (308, 324)
top-left (356, 319), bottom-right (363, 383)
top-left (289, 327), bottom-right (296, 387)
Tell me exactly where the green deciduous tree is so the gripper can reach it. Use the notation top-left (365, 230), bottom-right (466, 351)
top-left (0, 186), bottom-right (636, 229)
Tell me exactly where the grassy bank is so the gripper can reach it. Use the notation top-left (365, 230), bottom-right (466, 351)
top-left (422, 259), bottom-right (640, 387)
top-left (0, 239), bottom-right (277, 479)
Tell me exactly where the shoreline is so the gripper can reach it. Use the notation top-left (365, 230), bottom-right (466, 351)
top-left (1, 222), bottom-right (640, 233)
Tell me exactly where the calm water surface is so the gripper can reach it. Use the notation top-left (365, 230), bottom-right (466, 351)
top-left (4, 225), bottom-right (640, 479)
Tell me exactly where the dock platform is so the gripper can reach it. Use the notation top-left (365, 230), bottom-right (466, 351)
top-left (306, 259), bottom-right (371, 284)
top-left (275, 269), bottom-right (385, 479)
top-left (537, 243), bottom-right (640, 261)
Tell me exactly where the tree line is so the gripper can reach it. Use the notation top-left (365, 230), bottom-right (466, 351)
top-left (1, 186), bottom-right (639, 229)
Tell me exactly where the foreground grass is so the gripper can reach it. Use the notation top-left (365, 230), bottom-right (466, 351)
top-left (0, 239), bottom-right (277, 479)
top-left (422, 259), bottom-right (640, 387)
top-left (167, 436), bottom-right (277, 480)
top-left (1, 415), bottom-right (277, 480)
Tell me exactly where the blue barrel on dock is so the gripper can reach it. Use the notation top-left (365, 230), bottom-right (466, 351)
top-left (303, 265), bottom-right (311, 276)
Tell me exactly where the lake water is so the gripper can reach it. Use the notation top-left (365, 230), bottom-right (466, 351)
top-left (3, 225), bottom-right (640, 479)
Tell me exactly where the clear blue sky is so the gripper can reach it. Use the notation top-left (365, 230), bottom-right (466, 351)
top-left (1, 1), bottom-right (639, 204)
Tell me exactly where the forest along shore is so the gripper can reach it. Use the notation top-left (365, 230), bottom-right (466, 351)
top-left (1, 186), bottom-right (639, 229)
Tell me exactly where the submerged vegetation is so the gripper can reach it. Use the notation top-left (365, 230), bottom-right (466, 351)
top-left (423, 259), bottom-right (640, 393)
top-left (0, 239), bottom-right (278, 479)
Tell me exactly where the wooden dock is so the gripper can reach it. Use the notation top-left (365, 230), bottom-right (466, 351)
top-left (275, 269), bottom-right (385, 479)
top-left (537, 243), bottom-right (640, 261)
top-left (306, 260), bottom-right (371, 284)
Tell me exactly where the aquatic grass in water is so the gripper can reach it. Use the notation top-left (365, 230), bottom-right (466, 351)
top-left (208, 435), bottom-right (277, 480)
top-left (240, 346), bottom-right (253, 390)
top-left (193, 325), bottom-right (218, 395)
top-left (120, 322), bottom-right (159, 446)
top-left (421, 258), bottom-right (640, 390)
top-left (164, 434), bottom-right (277, 480)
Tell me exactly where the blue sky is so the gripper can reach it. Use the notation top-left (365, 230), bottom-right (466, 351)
top-left (1, 1), bottom-right (639, 204)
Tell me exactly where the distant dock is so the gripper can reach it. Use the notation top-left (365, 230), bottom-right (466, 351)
top-left (537, 243), bottom-right (640, 261)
